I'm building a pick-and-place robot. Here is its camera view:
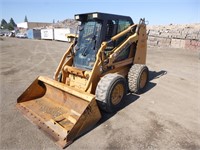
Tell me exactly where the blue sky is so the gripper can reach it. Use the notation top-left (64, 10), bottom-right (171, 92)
top-left (1, 0), bottom-right (199, 25)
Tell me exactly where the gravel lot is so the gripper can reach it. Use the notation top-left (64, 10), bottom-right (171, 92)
top-left (0, 37), bottom-right (200, 150)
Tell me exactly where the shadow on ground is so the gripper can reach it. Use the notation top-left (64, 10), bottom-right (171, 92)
top-left (149, 70), bottom-right (167, 81)
top-left (140, 70), bottom-right (167, 93)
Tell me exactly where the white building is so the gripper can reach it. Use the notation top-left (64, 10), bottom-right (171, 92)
top-left (17, 22), bottom-right (52, 29)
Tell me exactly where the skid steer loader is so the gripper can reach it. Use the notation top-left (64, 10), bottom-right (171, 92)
top-left (17, 12), bottom-right (149, 148)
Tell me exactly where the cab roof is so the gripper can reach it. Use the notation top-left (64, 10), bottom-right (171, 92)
top-left (75, 12), bottom-right (133, 24)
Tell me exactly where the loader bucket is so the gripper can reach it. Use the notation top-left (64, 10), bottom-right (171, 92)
top-left (16, 76), bottom-right (101, 148)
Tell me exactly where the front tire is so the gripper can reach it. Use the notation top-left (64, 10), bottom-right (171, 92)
top-left (95, 74), bottom-right (127, 113)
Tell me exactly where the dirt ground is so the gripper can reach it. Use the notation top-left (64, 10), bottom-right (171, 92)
top-left (0, 37), bottom-right (200, 150)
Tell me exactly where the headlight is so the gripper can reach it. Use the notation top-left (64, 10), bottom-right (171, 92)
top-left (92, 13), bottom-right (98, 18)
top-left (75, 15), bottom-right (79, 20)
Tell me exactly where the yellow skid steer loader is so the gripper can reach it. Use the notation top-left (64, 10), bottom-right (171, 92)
top-left (17, 12), bottom-right (149, 148)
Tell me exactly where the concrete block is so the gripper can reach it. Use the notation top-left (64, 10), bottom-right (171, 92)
top-left (148, 36), bottom-right (157, 41)
top-left (158, 38), bottom-right (171, 43)
top-left (186, 36), bottom-right (197, 40)
top-left (155, 37), bottom-right (171, 48)
top-left (147, 40), bottom-right (158, 46)
top-left (149, 30), bottom-right (160, 36)
top-left (171, 39), bottom-right (181, 48)
top-left (186, 30), bottom-right (194, 34)
top-left (179, 39), bottom-right (186, 48)
top-left (197, 34), bottom-right (200, 41)
top-left (191, 40), bottom-right (200, 47)
top-left (171, 34), bottom-right (181, 39)
top-left (159, 33), bottom-right (171, 38)
top-left (185, 40), bottom-right (191, 47)
top-left (185, 40), bottom-right (200, 50)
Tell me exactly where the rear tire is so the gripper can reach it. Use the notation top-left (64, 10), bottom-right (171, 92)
top-left (95, 74), bottom-right (127, 113)
top-left (128, 64), bottom-right (149, 93)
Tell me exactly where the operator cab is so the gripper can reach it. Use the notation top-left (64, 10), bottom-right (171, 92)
top-left (74, 12), bottom-right (134, 70)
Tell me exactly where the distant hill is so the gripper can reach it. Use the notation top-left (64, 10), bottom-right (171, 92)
top-left (52, 19), bottom-right (79, 29)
